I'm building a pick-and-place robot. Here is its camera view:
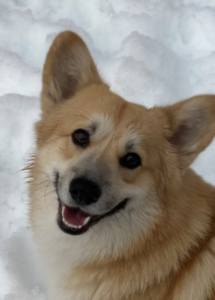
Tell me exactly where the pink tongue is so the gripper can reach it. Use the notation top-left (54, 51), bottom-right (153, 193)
top-left (63, 205), bottom-right (91, 226)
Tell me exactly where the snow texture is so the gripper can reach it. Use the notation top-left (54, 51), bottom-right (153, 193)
top-left (0, 1), bottom-right (215, 299)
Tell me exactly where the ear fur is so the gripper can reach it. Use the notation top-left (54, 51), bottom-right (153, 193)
top-left (41, 31), bottom-right (103, 113)
top-left (165, 95), bottom-right (215, 169)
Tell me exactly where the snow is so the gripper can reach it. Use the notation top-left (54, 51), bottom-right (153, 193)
top-left (0, 1), bottom-right (215, 299)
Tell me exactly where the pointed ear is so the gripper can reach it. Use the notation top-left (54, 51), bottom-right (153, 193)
top-left (41, 31), bottom-right (103, 113)
top-left (165, 95), bottom-right (215, 169)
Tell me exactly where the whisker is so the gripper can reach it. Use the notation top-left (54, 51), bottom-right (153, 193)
top-left (32, 188), bottom-right (56, 203)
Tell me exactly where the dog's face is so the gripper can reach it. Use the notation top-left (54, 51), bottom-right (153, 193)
top-left (36, 84), bottom-right (166, 237)
top-left (30, 32), bottom-right (215, 259)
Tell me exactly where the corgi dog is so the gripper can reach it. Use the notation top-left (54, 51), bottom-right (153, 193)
top-left (28, 31), bottom-right (215, 300)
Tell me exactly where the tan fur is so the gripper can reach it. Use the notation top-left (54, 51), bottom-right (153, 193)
top-left (28, 31), bottom-right (215, 300)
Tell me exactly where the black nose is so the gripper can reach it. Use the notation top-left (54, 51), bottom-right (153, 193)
top-left (69, 177), bottom-right (102, 206)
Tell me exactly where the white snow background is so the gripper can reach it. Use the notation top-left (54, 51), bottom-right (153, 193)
top-left (0, 0), bottom-right (215, 299)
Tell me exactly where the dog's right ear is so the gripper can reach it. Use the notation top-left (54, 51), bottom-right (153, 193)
top-left (164, 95), bottom-right (215, 170)
top-left (41, 31), bottom-right (103, 114)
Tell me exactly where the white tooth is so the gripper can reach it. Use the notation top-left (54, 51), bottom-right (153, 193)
top-left (62, 206), bottom-right (65, 216)
top-left (62, 213), bottom-right (91, 229)
top-left (70, 225), bottom-right (78, 229)
top-left (83, 216), bottom-right (91, 226)
top-left (62, 218), bottom-right (69, 226)
top-left (62, 218), bottom-right (84, 229)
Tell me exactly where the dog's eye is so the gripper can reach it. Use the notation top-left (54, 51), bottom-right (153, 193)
top-left (120, 153), bottom-right (141, 169)
top-left (72, 129), bottom-right (90, 147)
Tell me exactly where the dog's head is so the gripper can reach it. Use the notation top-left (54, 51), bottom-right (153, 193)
top-left (31, 31), bottom-right (215, 258)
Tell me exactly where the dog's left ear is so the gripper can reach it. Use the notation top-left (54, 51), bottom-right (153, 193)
top-left (165, 95), bottom-right (215, 169)
top-left (41, 31), bottom-right (103, 114)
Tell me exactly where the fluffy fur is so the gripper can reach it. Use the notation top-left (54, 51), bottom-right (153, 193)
top-left (28, 31), bottom-right (215, 300)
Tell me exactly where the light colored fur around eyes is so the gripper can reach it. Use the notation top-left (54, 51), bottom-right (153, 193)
top-left (89, 113), bottom-right (114, 140)
top-left (118, 130), bottom-right (140, 154)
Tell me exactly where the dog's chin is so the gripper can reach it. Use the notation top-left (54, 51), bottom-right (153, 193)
top-left (57, 199), bottom-right (128, 235)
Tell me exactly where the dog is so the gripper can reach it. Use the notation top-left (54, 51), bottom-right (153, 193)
top-left (28, 31), bottom-right (215, 300)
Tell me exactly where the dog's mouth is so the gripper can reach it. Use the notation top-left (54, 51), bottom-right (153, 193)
top-left (57, 199), bottom-right (128, 235)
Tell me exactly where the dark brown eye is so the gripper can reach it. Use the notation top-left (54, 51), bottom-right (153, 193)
top-left (72, 129), bottom-right (89, 147)
top-left (120, 153), bottom-right (141, 169)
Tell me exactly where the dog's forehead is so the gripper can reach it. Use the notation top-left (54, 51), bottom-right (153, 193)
top-left (88, 104), bottom-right (149, 150)
top-left (59, 86), bottom-right (158, 145)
